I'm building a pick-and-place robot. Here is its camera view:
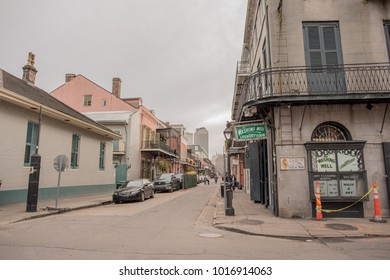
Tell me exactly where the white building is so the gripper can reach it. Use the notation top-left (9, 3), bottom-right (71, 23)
top-left (0, 54), bottom-right (120, 205)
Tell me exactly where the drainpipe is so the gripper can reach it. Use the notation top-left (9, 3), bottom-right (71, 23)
top-left (266, 1), bottom-right (279, 216)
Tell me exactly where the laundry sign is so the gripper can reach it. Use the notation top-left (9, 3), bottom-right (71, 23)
top-left (235, 123), bottom-right (266, 141)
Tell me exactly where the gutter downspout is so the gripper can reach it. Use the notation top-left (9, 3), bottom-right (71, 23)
top-left (266, 0), bottom-right (279, 217)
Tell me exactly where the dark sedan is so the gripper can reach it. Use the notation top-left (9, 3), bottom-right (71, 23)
top-left (113, 179), bottom-right (154, 203)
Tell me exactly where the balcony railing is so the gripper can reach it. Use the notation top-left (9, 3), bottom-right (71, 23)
top-left (236, 63), bottom-right (390, 119)
top-left (142, 140), bottom-right (177, 156)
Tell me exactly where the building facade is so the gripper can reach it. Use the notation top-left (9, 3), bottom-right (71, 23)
top-left (194, 127), bottom-right (209, 157)
top-left (231, 0), bottom-right (390, 218)
top-left (0, 55), bottom-right (120, 205)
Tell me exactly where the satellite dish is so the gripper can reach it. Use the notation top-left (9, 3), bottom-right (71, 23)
top-left (53, 155), bottom-right (69, 172)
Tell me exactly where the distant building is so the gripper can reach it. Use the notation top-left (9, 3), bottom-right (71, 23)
top-left (0, 53), bottom-right (120, 205)
top-left (185, 132), bottom-right (194, 145)
top-left (51, 75), bottom-right (179, 182)
top-left (194, 127), bottom-right (209, 158)
top-left (211, 153), bottom-right (225, 175)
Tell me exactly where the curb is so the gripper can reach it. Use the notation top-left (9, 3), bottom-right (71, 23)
top-left (11, 200), bottom-right (113, 224)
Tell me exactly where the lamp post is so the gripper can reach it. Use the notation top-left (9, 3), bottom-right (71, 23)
top-left (223, 123), bottom-right (235, 216)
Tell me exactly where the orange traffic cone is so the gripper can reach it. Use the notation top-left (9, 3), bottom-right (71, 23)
top-left (315, 181), bottom-right (323, 220)
top-left (370, 182), bottom-right (387, 223)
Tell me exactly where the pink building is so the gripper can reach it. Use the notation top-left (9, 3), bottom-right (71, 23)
top-left (51, 74), bottom-right (135, 113)
top-left (51, 74), bottom-right (180, 181)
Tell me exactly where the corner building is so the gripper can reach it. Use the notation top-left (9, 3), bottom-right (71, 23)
top-left (232, 0), bottom-right (390, 218)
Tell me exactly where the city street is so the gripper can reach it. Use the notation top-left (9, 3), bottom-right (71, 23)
top-left (0, 184), bottom-right (389, 260)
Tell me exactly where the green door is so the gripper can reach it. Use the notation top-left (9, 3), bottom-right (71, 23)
top-left (115, 164), bottom-right (128, 188)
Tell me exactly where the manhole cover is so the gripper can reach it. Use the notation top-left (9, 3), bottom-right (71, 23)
top-left (197, 232), bottom-right (223, 238)
top-left (237, 219), bottom-right (264, 225)
top-left (325, 223), bottom-right (358, 231)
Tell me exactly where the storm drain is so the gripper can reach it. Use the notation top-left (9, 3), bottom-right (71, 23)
top-left (237, 219), bottom-right (264, 225)
top-left (325, 223), bottom-right (358, 231)
top-left (197, 232), bottom-right (223, 238)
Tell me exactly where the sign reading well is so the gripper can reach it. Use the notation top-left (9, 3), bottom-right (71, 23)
top-left (235, 123), bottom-right (266, 141)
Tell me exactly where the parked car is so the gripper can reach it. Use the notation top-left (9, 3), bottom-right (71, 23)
top-left (113, 179), bottom-right (154, 203)
top-left (153, 173), bottom-right (180, 192)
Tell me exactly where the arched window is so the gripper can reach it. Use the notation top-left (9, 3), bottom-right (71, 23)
top-left (311, 122), bottom-right (351, 142)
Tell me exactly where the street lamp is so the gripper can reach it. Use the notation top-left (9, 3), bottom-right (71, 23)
top-left (223, 122), bottom-right (235, 216)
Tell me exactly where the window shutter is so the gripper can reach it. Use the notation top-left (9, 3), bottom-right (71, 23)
top-left (306, 26), bottom-right (323, 67)
top-left (323, 26), bottom-right (338, 66)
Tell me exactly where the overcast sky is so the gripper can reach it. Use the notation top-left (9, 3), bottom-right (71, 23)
top-left (0, 0), bottom-right (246, 157)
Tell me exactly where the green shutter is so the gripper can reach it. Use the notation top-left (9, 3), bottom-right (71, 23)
top-left (71, 134), bottom-right (80, 169)
top-left (24, 122), bottom-right (39, 165)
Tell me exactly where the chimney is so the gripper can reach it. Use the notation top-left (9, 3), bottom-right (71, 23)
top-left (65, 73), bottom-right (76, 82)
top-left (22, 52), bottom-right (37, 85)
top-left (112, 77), bottom-right (121, 98)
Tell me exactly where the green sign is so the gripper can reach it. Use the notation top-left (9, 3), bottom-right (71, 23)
top-left (235, 123), bottom-right (266, 141)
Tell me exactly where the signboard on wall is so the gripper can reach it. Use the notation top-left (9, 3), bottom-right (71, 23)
top-left (235, 123), bottom-right (266, 141)
top-left (280, 157), bottom-right (305, 170)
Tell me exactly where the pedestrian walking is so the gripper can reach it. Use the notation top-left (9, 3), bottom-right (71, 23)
top-left (214, 176), bottom-right (218, 184)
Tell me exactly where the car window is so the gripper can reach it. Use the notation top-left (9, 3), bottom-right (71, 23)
top-left (121, 180), bottom-right (142, 189)
top-left (158, 174), bottom-right (173, 180)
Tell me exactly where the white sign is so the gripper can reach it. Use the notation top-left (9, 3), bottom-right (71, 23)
top-left (280, 157), bottom-right (305, 170)
top-left (341, 180), bottom-right (357, 196)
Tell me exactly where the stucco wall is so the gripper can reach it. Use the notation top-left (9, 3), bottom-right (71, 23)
top-left (275, 104), bottom-right (390, 218)
top-left (0, 101), bottom-right (116, 205)
top-left (267, 0), bottom-right (390, 68)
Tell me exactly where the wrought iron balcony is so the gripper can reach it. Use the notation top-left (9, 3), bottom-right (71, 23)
top-left (141, 140), bottom-right (177, 157)
top-left (234, 63), bottom-right (390, 120)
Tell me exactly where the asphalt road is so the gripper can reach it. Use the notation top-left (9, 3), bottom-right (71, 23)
top-left (0, 185), bottom-right (389, 260)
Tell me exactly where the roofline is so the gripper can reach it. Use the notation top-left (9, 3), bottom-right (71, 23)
top-left (0, 87), bottom-right (121, 140)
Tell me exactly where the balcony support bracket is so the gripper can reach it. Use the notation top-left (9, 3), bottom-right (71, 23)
top-left (381, 103), bottom-right (388, 134)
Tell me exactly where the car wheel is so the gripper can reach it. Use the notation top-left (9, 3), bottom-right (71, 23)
top-left (114, 201), bottom-right (119, 204)
top-left (150, 190), bottom-right (155, 198)
top-left (140, 192), bottom-right (145, 202)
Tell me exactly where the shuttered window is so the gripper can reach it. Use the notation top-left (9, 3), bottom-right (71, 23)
top-left (303, 22), bottom-right (345, 93)
top-left (384, 21), bottom-right (390, 60)
top-left (99, 142), bottom-right (105, 170)
top-left (24, 122), bottom-right (39, 166)
top-left (303, 22), bottom-right (342, 67)
top-left (71, 134), bottom-right (80, 169)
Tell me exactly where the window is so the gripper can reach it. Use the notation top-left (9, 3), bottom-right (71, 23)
top-left (384, 21), bottom-right (390, 59)
top-left (83, 95), bottom-right (92, 106)
top-left (113, 131), bottom-right (121, 152)
top-left (311, 122), bottom-right (351, 142)
top-left (99, 142), bottom-right (105, 170)
top-left (303, 22), bottom-right (345, 93)
top-left (306, 123), bottom-right (367, 200)
top-left (24, 122), bottom-right (39, 166)
top-left (71, 134), bottom-right (80, 169)
top-left (102, 99), bottom-right (107, 107)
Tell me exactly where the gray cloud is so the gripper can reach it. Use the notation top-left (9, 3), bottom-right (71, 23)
top-left (0, 0), bottom-right (246, 156)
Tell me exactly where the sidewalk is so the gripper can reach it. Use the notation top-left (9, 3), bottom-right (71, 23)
top-left (1, 187), bottom-right (389, 240)
top-left (0, 192), bottom-right (113, 226)
top-left (213, 188), bottom-right (390, 240)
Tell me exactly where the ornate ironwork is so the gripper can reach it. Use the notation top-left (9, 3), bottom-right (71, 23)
top-left (235, 63), bottom-right (390, 120)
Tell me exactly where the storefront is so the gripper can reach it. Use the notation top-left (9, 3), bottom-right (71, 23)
top-left (305, 122), bottom-right (368, 218)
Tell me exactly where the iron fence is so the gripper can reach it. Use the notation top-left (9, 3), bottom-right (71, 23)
top-left (236, 63), bottom-right (390, 119)
top-left (142, 140), bottom-right (176, 156)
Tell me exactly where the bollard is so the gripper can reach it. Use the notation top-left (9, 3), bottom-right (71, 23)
top-left (225, 188), bottom-right (235, 216)
top-left (220, 183), bottom-right (224, 197)
top-left (370, 182), bottom-right (387, 223)
top-left (315, 181), bottom-right (323, 220)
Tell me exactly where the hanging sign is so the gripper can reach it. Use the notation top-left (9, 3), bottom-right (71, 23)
top-left (235, 123), bottom-right (266, 141)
